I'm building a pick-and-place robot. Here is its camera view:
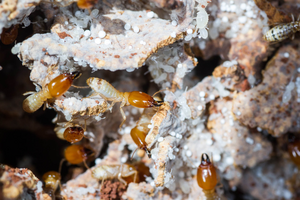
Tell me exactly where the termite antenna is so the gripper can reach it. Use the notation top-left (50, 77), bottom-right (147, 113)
top-left (131, 148), bottom-right (139, 160)
top-left (58, 158), bottom-right (65, 175)
top-left (152, 88), bottom-right (168, 98)
top-left (71, 85), bottom-right (90, 89)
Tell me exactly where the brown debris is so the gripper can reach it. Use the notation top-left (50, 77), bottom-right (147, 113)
top-left (100, 180), bottom-right (127, 200)
top-left (232, 45), bottom-right (300, 136)
top-left (254, 0), bottom-right (292, 24)
top-left (0, 165), bottom-right (40, 200)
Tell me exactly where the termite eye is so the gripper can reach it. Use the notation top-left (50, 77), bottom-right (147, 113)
top-left (63, 127), bottom-right (84, 143)
top-left (128, 91), bottom-right (157, 108)
top-left (64, 144), bottom-right (89, 164)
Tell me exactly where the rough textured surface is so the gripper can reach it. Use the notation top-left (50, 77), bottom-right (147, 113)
top-left (232, 45), bottom-right (300, 136)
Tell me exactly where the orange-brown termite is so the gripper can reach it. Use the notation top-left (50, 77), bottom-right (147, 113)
top-left (86, 77), bottom-right (163, 128)
top-left (23, 72), bottom-right (81, 113)
top-left (197, 153), bottom-right (218, 200)
top-left (42, 171), bottom-right (61, 198)
top-left (55, 121), bottom-right (87, 143)
top-left (130, 109), bottom-right (157, 158)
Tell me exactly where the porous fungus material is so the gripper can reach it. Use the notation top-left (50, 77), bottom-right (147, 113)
top-left (232, 44), bottom-right (300, 136)
top-left (0, 165), bottom-right (41, 199)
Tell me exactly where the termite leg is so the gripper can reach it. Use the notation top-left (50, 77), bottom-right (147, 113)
top-left (71, 85), bottom-right (90, 89)
top-left (119, 100), bottom-right (127, 129)
top-left (117, 172), bottom-right (127, 185)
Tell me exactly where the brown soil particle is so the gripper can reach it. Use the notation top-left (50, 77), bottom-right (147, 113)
top-left (100, 179), bottom-right (127, 200)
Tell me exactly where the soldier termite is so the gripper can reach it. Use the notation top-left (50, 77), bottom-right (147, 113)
top-left (23, 72), bottom-right (81, 113)
top-left (197, 153), bottom-right (218, 200)
top-left (86, 77), bottom-right (163, 128)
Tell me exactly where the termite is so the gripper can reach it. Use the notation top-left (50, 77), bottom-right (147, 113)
top-left (55, 121), bottom-right (87, 144)
top-left (64, 144), bottom-right (93, 170)
top-left (197, 153), bottom-right (218, 200)
top-left (92, 164), bottom-right (138, 186)
top-left (86, 77), bottom-right (163, 128)
top-left (77, 0), bottom-right (98, 9)
top-left (263, 15), bottom-right (300, 42)
top-left (23, 71), bottom-right (81, 113)
top-left (287, 134), bottom-right (300, 168)
top-left (42, 171), bottom-right (61, 199)
top-left (130, 109), bottom-right (156, 159)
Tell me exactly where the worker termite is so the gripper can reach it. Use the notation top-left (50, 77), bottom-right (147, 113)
top-left (23, 71), bottom-right (81, 113)
top-left (287, 134), bottom-right (300, 168)
top-left (86, 77), bottom-right (163, 128)
top-left (197, 153), bottom-right (218, 200)
top-left (92, 164), bottom-right (138, 186)
top-left (263, 15), bottom-right (300, 42)
top-left (64, 144), bottom-right (93, 170)
top-left (130, 109), bottom-right (156, 158)
top-left (42, 171), bottom-right (61, 199)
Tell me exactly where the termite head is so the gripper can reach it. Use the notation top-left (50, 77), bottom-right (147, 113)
top-left (42, 171), bottom-right (61, 191)
top-left (130, 126), bottom-right (151, 158)
top-left (197, 153), bottom-right (217, 190)
top-left (64, 144), bottom-right (93, 165)
top-left (63, 126), bottom-right (85, 143)
top-left (128, 91), bottom-right (164, 108)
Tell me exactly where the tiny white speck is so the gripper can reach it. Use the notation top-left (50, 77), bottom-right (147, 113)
top-left (221, 107), bottom-right (228, 114)
top-left (197, 105), bottom-right (203, 111)
top-left (177, 63), bottom-right (182, 68)
top-left (131, 108), bottom-right (138, 115)
top-left (95, 38), bottom-right (101, 44)
top-left (236, 111), bottom-right (241, 116)
top-left (209, 94), bottom-right (215, 100)
top-left (201, 97), bottom-right (205, 101)
top-left (150, 181), bottom-right (155, 186)
top-left (64, 21), bottom-right (69, 25)
top-left (176, 134), bottom-right (182, 139)
top-left (95, 158), bottom-right (102, 165)
top-left (140, 40), bottom-right (146, 45)
top-left (170, 131), bottom-right (176, 136)
top-left (147, 124), bottom-right (153, 129)
top-left (133, 26), bottom-right (140, 33)
top-left (229, 119), bottom-right (234, 126)
top-left (283, 52), bottom-right (289, 58)
top-left (84, 30), bottom-right (91, 37)
top-left (174, 148), bottom-right (179, 152)
top-left (220, 119), bottom-right (225, 124)
top-left (186, 150), bottom-right (192, 157)
top-left (226, 157), bottom-right (234, 164)
top-left (120, 157), bottom-right (127, 163)
top-left (68, 26), bottom-right (72, 29)
top-left (171, 32), bottom-right (176, 38)
top-left (178, 171), bottom-right (185, 178)
top-left (257, 127), bottom-right (262, 132)
top-left (124, 23), bottom-right (131, 30)
top-left (298, 68), bottom-right (300, 73)
top-left (183, 145), bottom-right (188, 150)
top-left (98, 31), bottom-right (106, 38)
top-left (128, 45), bottom-right (133, 49)
top-left (199, 91), bottom-right (206, 97)
top-left (206, 139), bottom-right (213, 145)
top-left (124, 127), bottom-right (131, 134)
top-left (213, 154), bottom-right (221, 162)
top-left (187, 29), bottom-right (193, 34)
top-left (245, 137), bottom-right (254, 145)
top-left (104, 39), bottom-right (111, 45)
top-left (171, 20), bottom-right (177, 26)
top-left (158, 137), bottom-right (164, 142)
top-left (147, 11), bottom-right (154, 18)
